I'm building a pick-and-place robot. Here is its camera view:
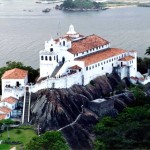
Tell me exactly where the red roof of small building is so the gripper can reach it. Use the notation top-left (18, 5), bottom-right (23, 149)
top-left (68, 65), bottom-right (82, 70)
top-left (1, 68), bottom-right (28, 79)
top-left (130, 76), bottom-right (138, 80)
top-left (2, 97), bottom-right (17, 104)
top-left (68, 34), bottom-right (109, 54)
top-left (0, 114), bottom-right (7, 120)
top-left (119, 56), bottom-right (134, 61)
top-left (0, 107), bottom-right (12, 114)
top-left (76, 48), bottom-right (127, 66)
top-left (129, 50), bottom-right (137, 53)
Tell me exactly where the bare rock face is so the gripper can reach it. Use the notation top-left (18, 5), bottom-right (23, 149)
top-left (30, 73), bottom-right (134, 150)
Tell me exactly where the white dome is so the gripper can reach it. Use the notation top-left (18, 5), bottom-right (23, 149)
top-left (66, 24), bottom-right (77, 35)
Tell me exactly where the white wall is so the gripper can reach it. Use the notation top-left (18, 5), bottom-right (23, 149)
top-left (2, 77), bottom-right (27, 99)
top-left (2, 88), bottom-right (25, 100)
top-left (30, 72), bottom-right (82, 93)
top-left (58, 50), bottom-right (74, 63)
top-left (0, 101), bottom-right (16, 110)
top-left (40, 62), bottom-right (58, 77)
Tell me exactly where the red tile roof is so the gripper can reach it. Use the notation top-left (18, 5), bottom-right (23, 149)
top-left (119, 56), bottom-right (134, 61)
top-left (130, 77), bottom-right (138, 80)
top-left (55, 37), bottom-right (72, 43)
top-left (68, 34), bottom-right (109, 54)
top-left (0, 107), bottom-right (11, 114)
top-left (2, 97), bottom-right (17, 104)
top-left (1, 68), bottom-right (28, 79)
top-left (76, 48), bottom-right (127, 66)
top-left (129, 50), bottom-right (137, 53)
top-left (68, 65), bottom-right (82, 70)
top-left (139, 78), bottom-right (145, 81)
top-left (0, 114), bottom-right (7, 120)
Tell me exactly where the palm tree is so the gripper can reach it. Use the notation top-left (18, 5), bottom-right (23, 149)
top-left (145, 47), bottom-right (150, 72)
top-left (145, 47), bottom-right (150, 55)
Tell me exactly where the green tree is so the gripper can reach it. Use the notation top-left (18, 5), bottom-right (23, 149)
top-left (94, 105), bottom-right (150, 149)
top-left (137, 57), bottom-right (150, 74)
top-left (26, 131), bottom-right (69, 150)
top-left (62, 0), bottom-right (75, 8)
top-left (1, 119), bottom-right (14, 125)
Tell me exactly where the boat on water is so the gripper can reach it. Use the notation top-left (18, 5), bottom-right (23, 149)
top-left (42, 8), bottom-right (51, 13)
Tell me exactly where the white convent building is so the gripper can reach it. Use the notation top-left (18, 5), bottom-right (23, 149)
top-left (37, 25), bottom-right (137, 89)
top-left (2, 25), bottom-right (150, 121)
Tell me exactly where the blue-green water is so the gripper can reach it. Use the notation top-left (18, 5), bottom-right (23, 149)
top-left (0, 0), bottom-right (150, 68)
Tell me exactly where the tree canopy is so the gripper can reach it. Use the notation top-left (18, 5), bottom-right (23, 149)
top-left (26, 131), bottom-right (69, 150)
top-left (62, 0), bottom-right (106, 9)
top-left (94, 105), bottom-right (150, 149)
top-left (0, 119), bottom-right (14, 125)
top-left (94, 85), bottom-right (150, 150)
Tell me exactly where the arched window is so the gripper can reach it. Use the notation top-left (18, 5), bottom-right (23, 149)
top-left (49, 56), bottom-right (52, 61)
top-left (57, 55), bottom-right (58, 62)
top-left (45, 56), bottom-right (48, 60)
top-left (54, 56), bottom-right (55, 60)
top-left (63, 41), bottom-right (65, 46)
top-left (62, 57), bottom-right (65, 64)
top-left (50, 48), bottom-right (53, 52)
top-left (41, 56), bottom-right (44, 60)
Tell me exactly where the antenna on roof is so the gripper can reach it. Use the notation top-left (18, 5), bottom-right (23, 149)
top-left (57, 21), bottom-right (61, 37)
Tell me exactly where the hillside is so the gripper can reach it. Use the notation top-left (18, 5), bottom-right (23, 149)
top-left (29, 73), bottom-right (135, 149)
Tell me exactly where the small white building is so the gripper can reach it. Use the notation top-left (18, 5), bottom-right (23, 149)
top-left (35, 25), bottom-right (137, 91)
top-left (0, 96), bottom-right (18, 110)
top-left (0, 106), bottom-right (12, 120)
top-left (1, 68), bottom-right (28, 99)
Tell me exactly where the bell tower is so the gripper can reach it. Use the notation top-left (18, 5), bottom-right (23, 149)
top-left (39, 38), bottom-right (59, 77)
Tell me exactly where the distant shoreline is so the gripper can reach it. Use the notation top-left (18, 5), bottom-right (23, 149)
top-left (107, 5), bottom-right (137, 9)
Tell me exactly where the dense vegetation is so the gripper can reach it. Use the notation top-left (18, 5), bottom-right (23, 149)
top-left (26, 131), bottom-right (69, 150)
top-left (61, 0), bottom-right (106, 10)
top-left (94, 85), bottom-right (150, 150)
top-left (0, 120), bottom-right (36, 149)
top-left (0, 61), bottom-right (39, 94)
top-left (137, 57), bottom-right (150, 74)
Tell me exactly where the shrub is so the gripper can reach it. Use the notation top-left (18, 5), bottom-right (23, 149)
top-left (15, 129), bottom-right (21, 134)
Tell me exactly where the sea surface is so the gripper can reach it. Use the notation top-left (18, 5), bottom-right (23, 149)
top-left (0, 0), bottom-right (150, 68)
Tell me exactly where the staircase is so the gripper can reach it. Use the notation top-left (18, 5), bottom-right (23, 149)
top-left (22, 89), bottom-right (31, 124)
top-left (51, 64), bottom-right (63, 78)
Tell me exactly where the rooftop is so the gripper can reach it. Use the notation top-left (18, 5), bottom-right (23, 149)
top-left (68, 65), bottom-right (82, 70)
top-left (0, 114), bottom-right (7, 120)
top-left (2, 97), bottom-right (17, 104)
top-left (1, 68), bottom-right (28, 79)
top-left (0, 107), bottom-right (12, 114)
top-left (77, 48), bottom-right (127, 66)
top-left (92, 99), bottom-right (106, 103)
top-left (68, 34), bottom-right (109, 54)
top-left (119, 56), bottom-right (134, 61)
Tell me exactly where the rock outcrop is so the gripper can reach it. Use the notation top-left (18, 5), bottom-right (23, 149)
top-left (29, 73), bottom-right (134, 150)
